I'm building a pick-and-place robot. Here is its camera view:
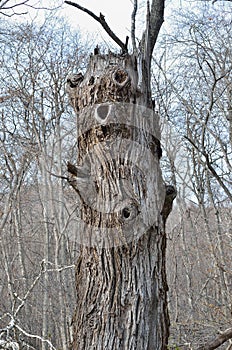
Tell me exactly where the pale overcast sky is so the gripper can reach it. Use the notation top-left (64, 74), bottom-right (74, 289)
top-left (12, 0), bottom-right (135, 47)
top-left (10, 0), bottom-right (230, 48)
top-left (62, 0), bottom-right (133, 39)
top-left (7, 0), bottom-right (178, 40)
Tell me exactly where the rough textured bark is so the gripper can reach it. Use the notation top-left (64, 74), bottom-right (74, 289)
top-left (66, 50), bottom-right (171, 349)
top-left (65, 1), bottom-right (170, 348)
top-left (71, 230), bottom-right (169, 349)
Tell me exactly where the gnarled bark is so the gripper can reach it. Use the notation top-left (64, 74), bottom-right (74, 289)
top-left (66, 50), bottom-right (170, 349)
top-left (65, 1), bottom-right (170, 348)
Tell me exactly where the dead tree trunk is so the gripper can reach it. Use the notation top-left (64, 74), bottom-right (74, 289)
top-left (65, 1), bottom-right (172, 349)
top-left (66, 51), bottom-right (172, 349)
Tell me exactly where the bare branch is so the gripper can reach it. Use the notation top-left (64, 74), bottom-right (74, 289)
top-left (149, 0), bottom-right (165, 54)
top-left (13, 260), bottom-right (75, 318)
top-left (64, 1), bottom-right (128, 53)
top-left (15, 324), bottom-right (57, 350)
top-left (13, 260), bottom-right (46, 317)
top-left (131, 0), bottom-right (138, 53)
top-left (140, 0), bottom-right (165, 62)
top-left (184, 136), bottom-right (232, 202)
top-left (0, 8), bottom-right (27, 16)
top-left (0, 0), bottom-right (62, 16)
top-left (139, 0), bottom-right (164, 85)
top-left (0, 0), bottom-right (28, 10)
top-left (197, 328), bottom-right (232, 350)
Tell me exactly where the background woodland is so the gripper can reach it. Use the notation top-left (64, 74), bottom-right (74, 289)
top-left (0, 1), bottom-right (231, 349)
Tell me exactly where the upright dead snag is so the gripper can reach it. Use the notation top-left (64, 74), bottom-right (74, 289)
top-left (65, 2), bottom-right (170, 349)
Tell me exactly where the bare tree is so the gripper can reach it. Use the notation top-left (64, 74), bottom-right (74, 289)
top-left (152, 2), bottom-right (232, 348)
top-left (63, 1), bottom-right (178, 349)
top-left (0, 17), bottom-right (89, 349)
top-left (0, 0), bottom-right (62, 17)
top-left (1, 1), bottom-right (231, 349)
